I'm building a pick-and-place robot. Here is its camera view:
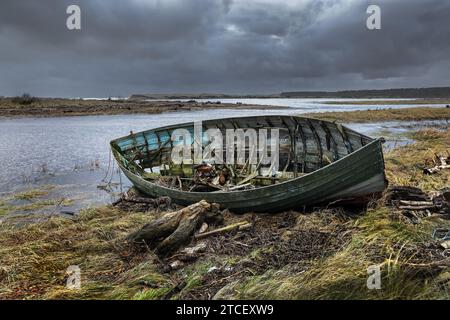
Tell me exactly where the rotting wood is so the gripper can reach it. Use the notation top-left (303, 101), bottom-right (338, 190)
top-left (399, 205), bottom-right (435, 210)
top-left (336, 123), bottom-right (353, 154)
top-left (321, 121), bottom-right (339, 161)
top-left (194, 221), bottom-right (253, 240)
top-left (387, 186), bottom-right (450, 222)
top-left (293, 124), bottom-right (299, 177)
top-left (296, 122), bottom-right (308, 173)
top-left (146, 139), bottom-right (171, 166)
top-left (306, 119), bottom-right (323, 169)
top-left (399, 200), bottom-right (434, 206)
top-left (424, 153), bottom-right (450, 174)
top-left (386, 186), bottom-right (430, 202)
top-left (123, 192), bottom-right (170, 205)
top-left (113, 192), bottom-right (171, 209)
top-left (227, 183), bottom-right (253, 191)
top-left (127, 200), bottom-right (223, 256)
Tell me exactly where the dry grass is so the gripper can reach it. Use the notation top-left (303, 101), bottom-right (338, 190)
top-left (0, 186), bottom-right (70, 217)
top-left (224, 206), bottom-right (449, 300)
top-left (305, 107), bottom-right (450, 123)
top-left (0, 129), bottom-right (449, 300)
top-left (0, 207), bottom-right (174, 300)
top-left (384, 129), bottom-right (450, 191)
top-left (0, 98), bottom-right (273, 118)
top-left (324, 99), bottom-right (450, 106)
top-left (12, 187), bottom-right (53, 201)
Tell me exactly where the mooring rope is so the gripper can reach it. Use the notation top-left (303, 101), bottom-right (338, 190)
top-left (102, 150), bottom-right (112, 183)
top-left (108, 157), bottom-right (116, 185)
top-left (119, 168), bottom-right (123, 194)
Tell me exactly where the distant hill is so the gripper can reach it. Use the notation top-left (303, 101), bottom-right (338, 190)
top-left (130, 93), bottom-right (278, 100)
top-left (280, 87), bottom-right (450, 99)
top-left (131, 87), bottom-right (450, 100)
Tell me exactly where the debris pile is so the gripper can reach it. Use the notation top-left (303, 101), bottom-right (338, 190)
top-left (113, 190), bottom-right (171, 212)
top-left (152, 162), bottom-right (263, 193)
top-left (387, 186), bottom-right (450, 224)
top-left (433, 228), bottom-right (450, 251)
top-left (180, 210), bottom-right (354, 300)
top-left (424, 152), bottom-right (450, 174)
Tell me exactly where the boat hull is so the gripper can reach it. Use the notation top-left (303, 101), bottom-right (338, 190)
top-left (116, 138), bottom-right (387, 213)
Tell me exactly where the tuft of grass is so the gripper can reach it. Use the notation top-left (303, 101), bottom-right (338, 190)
top-left (0, 200), bottom-right (10, 217)
top-left (13, 186), bottom-right (54, 201)
top-left (406, 129), bottom-right (448, 141)
top-left (133, 287), bottom-right (172, 300)
top-left (17, 199), bottom-right (61, 211)
top-left (0, 186), bottom-right (71, 217)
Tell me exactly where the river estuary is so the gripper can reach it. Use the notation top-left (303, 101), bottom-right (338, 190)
top-left (0, 99), bottom-right (448, 214)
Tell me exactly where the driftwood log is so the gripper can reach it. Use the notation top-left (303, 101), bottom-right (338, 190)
top-left (127, 200), bottom-right (223, 256)
top-left (113, 191), bottom-right (172, 211)
top-left (387, 187), bottom-right (450, 223)
top-left (386, 186), bottom-right (430, 203)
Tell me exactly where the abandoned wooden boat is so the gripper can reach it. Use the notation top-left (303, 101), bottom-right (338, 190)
top-left (110, 115), bottom-right (387, 212)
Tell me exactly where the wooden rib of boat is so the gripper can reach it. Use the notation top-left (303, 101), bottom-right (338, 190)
top-left (110, 115), bottom-right (388, 213)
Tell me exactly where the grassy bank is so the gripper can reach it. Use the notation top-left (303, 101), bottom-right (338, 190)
top-left (325, 99), bottom-right (450, 106)
top-left (306, 107), bottom-right (450, 123)
top-left (0, 97), bottom-right (280, 118)
top-left (324, 99), bottom-right (450, 105)
top-left (0, 129), bottom-right (449, 300)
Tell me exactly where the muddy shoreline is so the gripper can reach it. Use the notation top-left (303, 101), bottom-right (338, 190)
top-left (0, 98), bottom-right (285, 118)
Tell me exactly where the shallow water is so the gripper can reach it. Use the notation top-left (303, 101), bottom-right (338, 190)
top-left (170, 97), bottom-right (448, 111)
top-left (0, 101), bottom-right (448, 211)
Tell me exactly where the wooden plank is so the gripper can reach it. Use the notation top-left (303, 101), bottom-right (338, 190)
top-left (321, 121), bottom-right (339, 161)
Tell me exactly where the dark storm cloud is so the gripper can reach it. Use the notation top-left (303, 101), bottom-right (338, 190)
top-left (0, 0), bottom-right (449, 97)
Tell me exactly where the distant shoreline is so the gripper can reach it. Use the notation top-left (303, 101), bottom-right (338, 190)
top-left (1, 97), bottom-right (449, 120)
top-left (130, 86), bottom-right (450, 100)
top-left (305, 107), bottom-right (450, 123)
top-left (0, 98), bottom-right (286, 118)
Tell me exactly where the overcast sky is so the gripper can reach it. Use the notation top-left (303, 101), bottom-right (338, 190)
top-left (0, 0), bottom-right (449, 97)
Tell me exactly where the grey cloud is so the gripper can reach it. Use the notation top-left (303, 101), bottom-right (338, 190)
top-left (0, 0), bottom-right (449, 97)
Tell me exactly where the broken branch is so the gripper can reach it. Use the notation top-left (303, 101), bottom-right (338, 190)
top-left (194, 221), bottom-right (252, 240)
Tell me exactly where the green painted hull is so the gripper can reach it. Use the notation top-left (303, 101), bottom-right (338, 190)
top-left (111, 115), bottom-right (387, 213)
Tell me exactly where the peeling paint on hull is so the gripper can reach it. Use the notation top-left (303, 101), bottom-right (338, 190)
top-left (111, 115), bottom-right (387, 213)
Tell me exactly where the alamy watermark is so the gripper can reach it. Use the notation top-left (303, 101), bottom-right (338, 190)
top-left (171, 121), bottom-right (280, 171)
top-left (367, 264), bottom-right (381, 290)
top-left (366, 5), bottom-right (381, 30)
top-left (66, 4), bottom-right (381, 32)
top-left (66, 5), bottom-right (81, 30)
top-left (66, 265), bottom-right (81, 290)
